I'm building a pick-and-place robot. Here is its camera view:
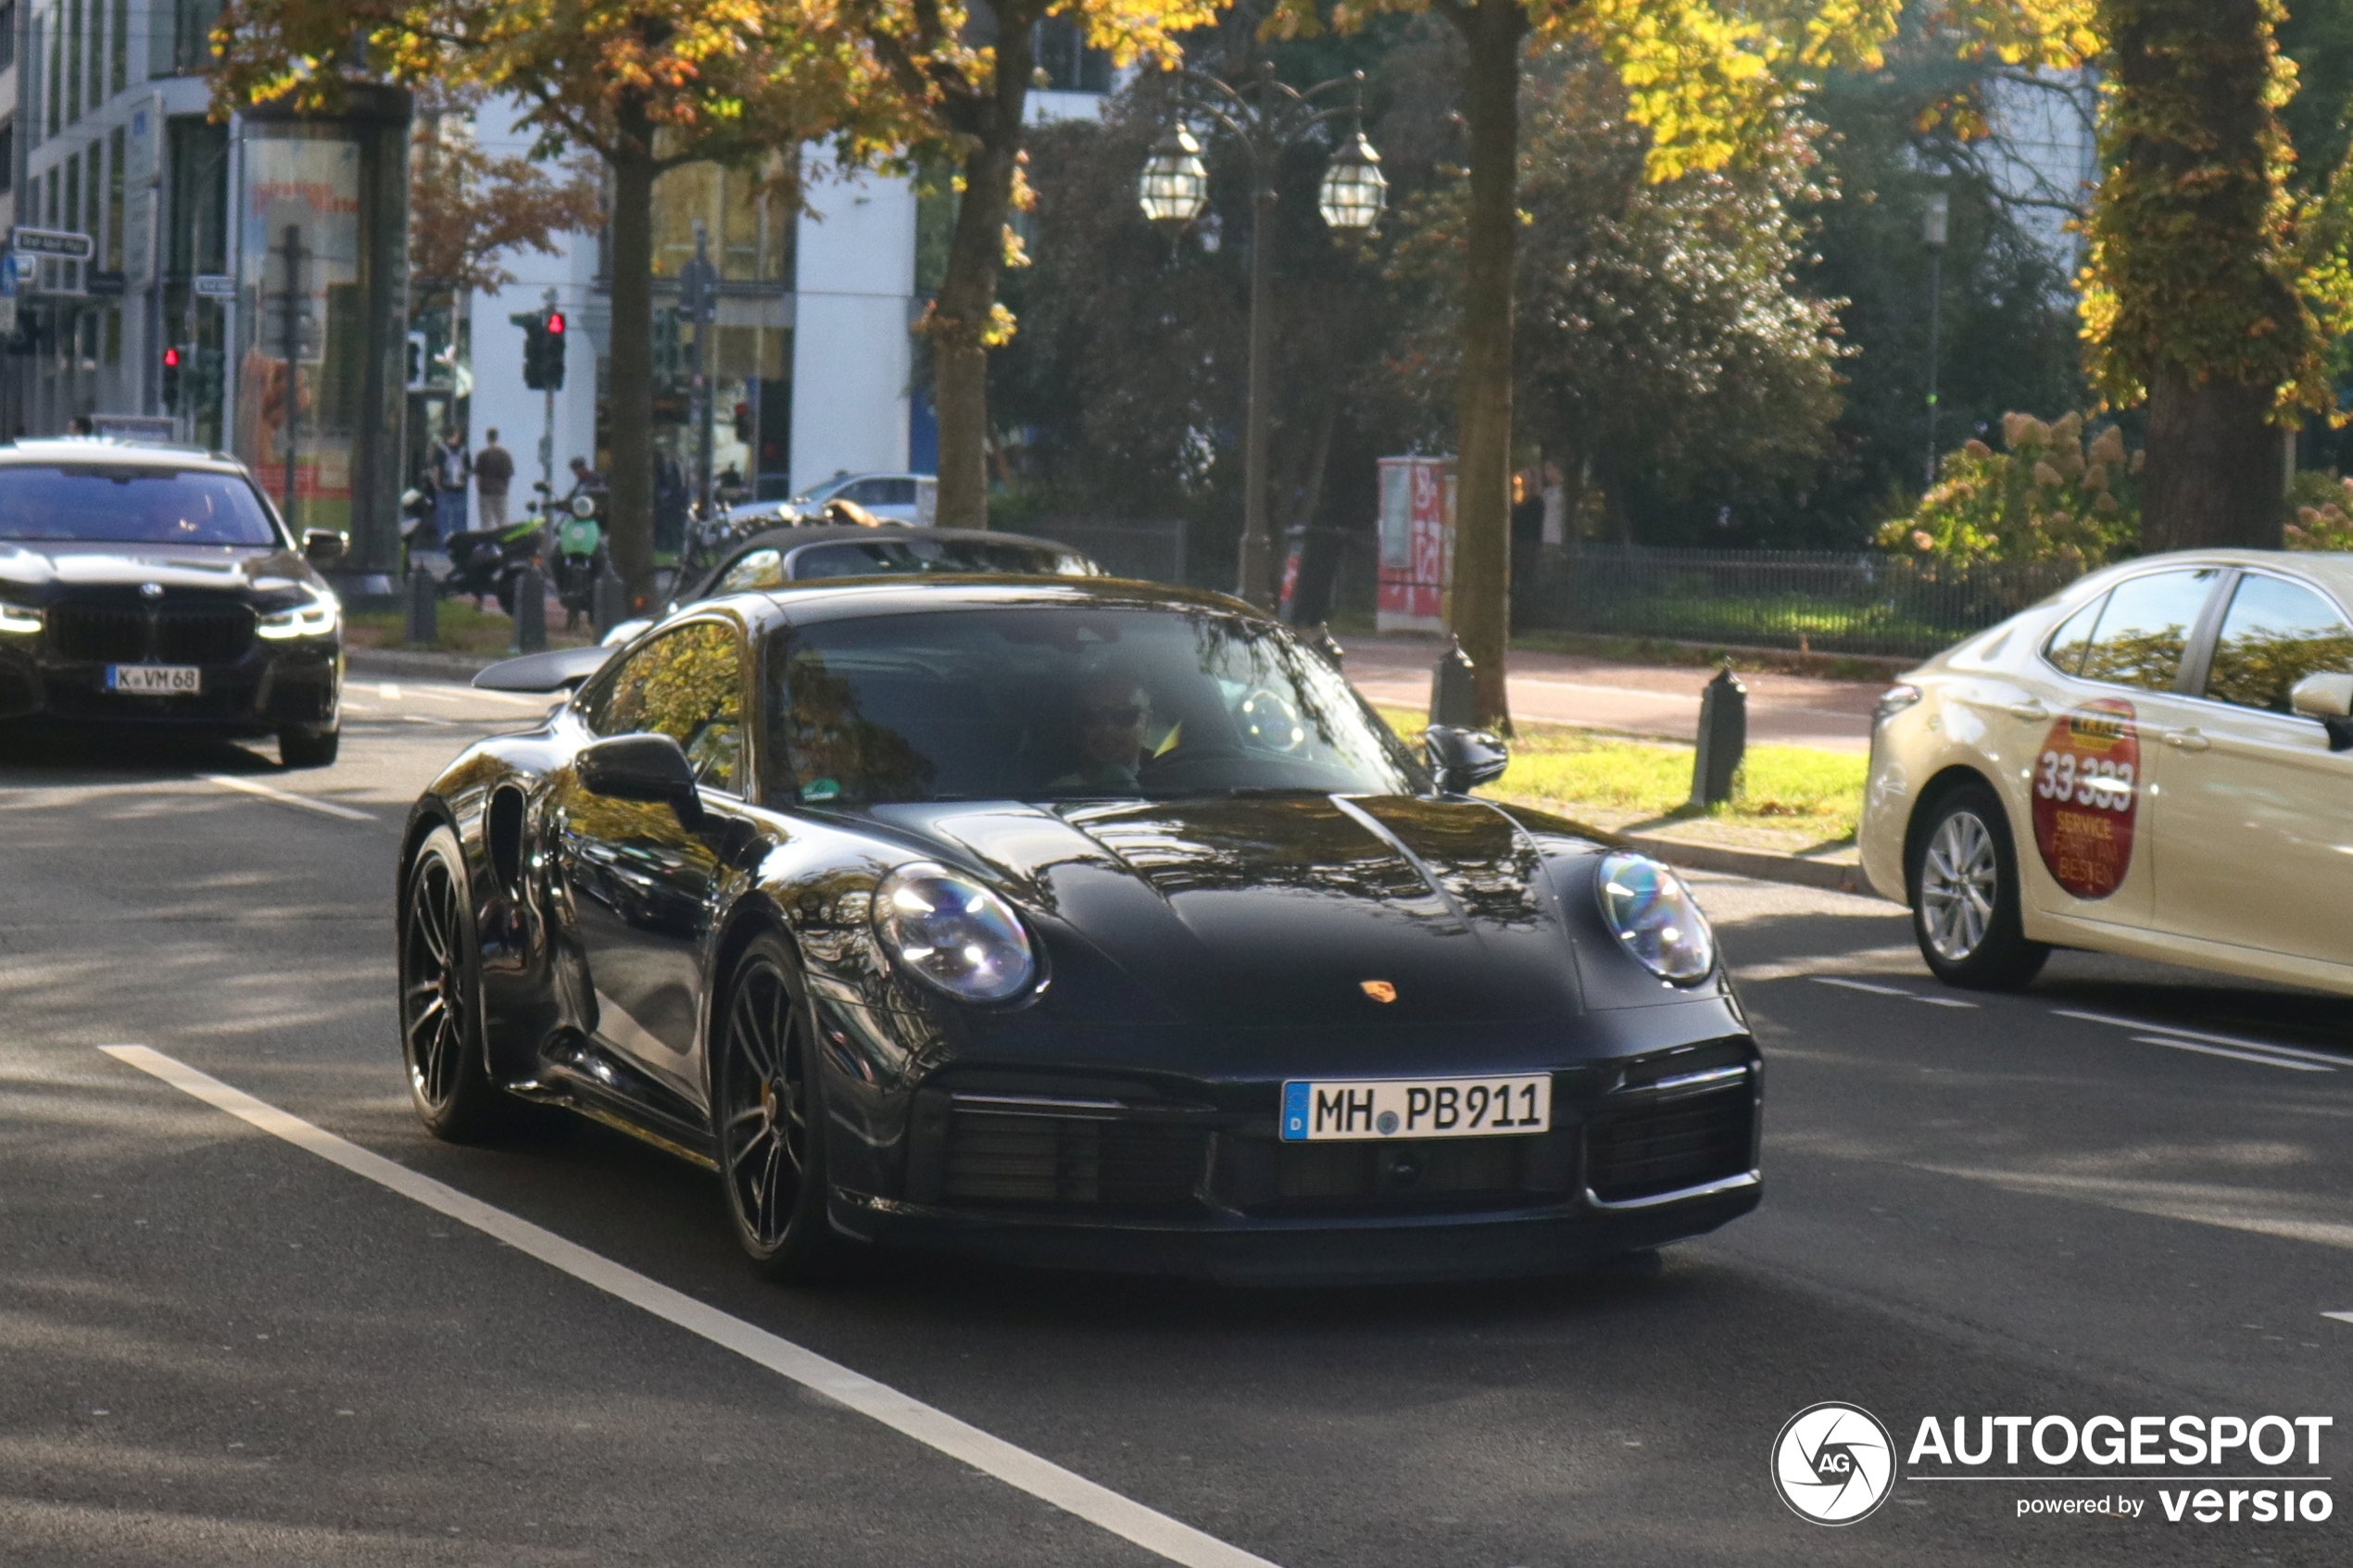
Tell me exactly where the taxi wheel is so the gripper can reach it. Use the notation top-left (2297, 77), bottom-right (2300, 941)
top-left (1908, 785), bottom-right (2049, 991)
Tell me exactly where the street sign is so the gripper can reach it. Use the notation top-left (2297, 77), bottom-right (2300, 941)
top-left (86, 270), bottom-right (127, 298)
top-left (11, 227), bottom-right (94, 260)
top-left (192, 273), bottom-right (236, 300)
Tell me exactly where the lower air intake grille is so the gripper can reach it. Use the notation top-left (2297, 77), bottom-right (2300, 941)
top-left (1586, 1083), bottom-right (1754, 1204)
top-left (941, 1109), bottom-right (1207, 1213)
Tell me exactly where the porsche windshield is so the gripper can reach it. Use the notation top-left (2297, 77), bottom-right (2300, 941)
top-left (767, 605), bottom-right (1424, 805)
top-left (0, 466), bottom-right (283, 546)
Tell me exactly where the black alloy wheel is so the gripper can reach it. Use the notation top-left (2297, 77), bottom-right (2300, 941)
top-left (716, 934), bottom-right (840, 1280)
top-left (1907, 783), bottom-right (2049, 992)
top-left (280, 723), bottom-right (340, 768)
top-left (399, 825), bottom-right (512, 1139)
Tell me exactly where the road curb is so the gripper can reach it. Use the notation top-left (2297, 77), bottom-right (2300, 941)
top-left (347, 646), bottom-right (499, 683)
top-left (1618, 830), bottom-right (1883, 899)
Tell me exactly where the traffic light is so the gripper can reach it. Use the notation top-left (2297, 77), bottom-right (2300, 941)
top-left (161, 345), bottom-right (182, 411)
top-left (733, 400), bottom-right (752, 443)
top-left (515, 307), bottom-right (568, 392)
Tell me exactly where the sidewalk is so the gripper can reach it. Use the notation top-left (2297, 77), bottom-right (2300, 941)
top-left (1342, 633), bottom-right (1889, 754)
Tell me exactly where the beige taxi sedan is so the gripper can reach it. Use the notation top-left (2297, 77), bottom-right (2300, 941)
top-left (1860, 550), bottom-right (2353, 992)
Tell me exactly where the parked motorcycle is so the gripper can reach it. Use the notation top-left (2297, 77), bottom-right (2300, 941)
top-left (439, 516), bottom-right (544, 614)
top-left (551, 493), bottom-right (606, 629)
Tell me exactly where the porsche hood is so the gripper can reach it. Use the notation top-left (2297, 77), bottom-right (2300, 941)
top-left (910, 795), bottom-right (1595, 1026)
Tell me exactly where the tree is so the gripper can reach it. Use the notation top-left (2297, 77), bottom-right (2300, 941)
top-left (215, 0), bottom-right (899, 604)
top-left (843, 0), bottom-right (1218, 533)
top-left (409, 92), bottom-right (607, 305)
top-left (2079, 0), bottom-right (2353, 550)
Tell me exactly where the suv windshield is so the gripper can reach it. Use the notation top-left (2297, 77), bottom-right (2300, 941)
top-left (768, 604), bottom-right (1422, 806)
top-left (0, 466), bottom-right (282, 546)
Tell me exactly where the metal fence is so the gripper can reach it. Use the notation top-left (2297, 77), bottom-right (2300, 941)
top-left (1512, 546), bottom-right (2086, 659)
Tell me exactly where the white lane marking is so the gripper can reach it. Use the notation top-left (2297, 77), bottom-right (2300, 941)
top-left (1808, 976), bottom-right (1975, 1007)
top-left (99, 1045), bottom-right (1279, 1568)
top-left (2325, 1311), bottom-right (2353, 1325)
top-left (2056, 1010), bottom-right (2347, 1067)
top-left (375, 683), bottom-right (402, 699)
top-left (409, 683), bottom-right (548, 709)
top-left (199, 773), bottom-right (376, 822)
top-left (340, 699), bottom-right (375, 711)
top-left (401, 713), bottom-right (463, 726)
top-left (2128, 1035), bottom-right (2332, 1073)
top-left (1810, 976), bottom-right (1912, 997)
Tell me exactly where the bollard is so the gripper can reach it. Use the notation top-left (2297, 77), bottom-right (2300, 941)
top-left (1429, 634), bottom-right (1477, 729)
top-left (1689, 660), bottom-right (1747, 809)
top-left (512, 565), bottom-right (548, 654)
top-left (404, 561), bottom-right (438, 648)
top-left (593, 563), bottom-right (629, 637)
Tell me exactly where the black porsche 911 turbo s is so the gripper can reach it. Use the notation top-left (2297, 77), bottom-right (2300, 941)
top-left (400, 579), bottom-right (1761, 1284)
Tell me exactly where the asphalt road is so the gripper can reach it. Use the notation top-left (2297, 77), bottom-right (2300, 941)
top-left (4, 681), bottom-right (2349, 1566)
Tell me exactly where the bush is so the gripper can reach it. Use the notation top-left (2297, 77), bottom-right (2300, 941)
top-left (1877, 411), bottom-right (2142, 567)
top-left (2284, 469), bottom-right (2353, 550)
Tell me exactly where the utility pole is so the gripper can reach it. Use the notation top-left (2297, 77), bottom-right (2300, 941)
top-left (680, 223), bottom-right (719, 522)
top-left (278, 224), bottom-right (308, 521)
top-left (540, 285), bottom-right (559, 500)
top-left (1922, 190), bottom-right (1948, 490)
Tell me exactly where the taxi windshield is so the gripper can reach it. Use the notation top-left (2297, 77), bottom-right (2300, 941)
top-left (0, 466), bottom-right (283, 546)
top-left (766, 604), bottom-right (1423, 807)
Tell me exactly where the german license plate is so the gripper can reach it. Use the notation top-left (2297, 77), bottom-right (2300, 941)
top-left (107, 665), bottom-right (200, 695)
top-left (1280, 1074), bottom-right (1551, 1142)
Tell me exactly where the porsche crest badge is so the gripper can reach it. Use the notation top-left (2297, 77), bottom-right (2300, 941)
top-left (1360, 980), bottom-right (1397, 1004)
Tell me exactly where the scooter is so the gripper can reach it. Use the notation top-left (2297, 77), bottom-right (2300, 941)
top-left (551, 493), bottom-right (607, 629)
top-left (440, 516), bottom-right (545, 614)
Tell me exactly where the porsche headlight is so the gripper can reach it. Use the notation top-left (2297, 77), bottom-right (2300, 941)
top-left (257, 588), bottom-right (341, 640)
top-left (0, 597), bottom-right (40, 635)
top-left (1595, 852), bottom-right (1716, 984)
top-left (873, 863), bottom-right (1037, 1003)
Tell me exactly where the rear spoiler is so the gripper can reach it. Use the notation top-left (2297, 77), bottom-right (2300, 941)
top-left (473, 644), bottom-right (614, 693)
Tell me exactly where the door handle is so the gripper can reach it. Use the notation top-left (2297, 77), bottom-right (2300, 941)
top-left (2163, 728), bottom-right (2210, 752)
top-left (2007, 700), bottom-right (2051, 721)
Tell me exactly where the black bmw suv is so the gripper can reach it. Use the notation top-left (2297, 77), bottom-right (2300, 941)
top-left (0, 440), bottom-right (347, 766)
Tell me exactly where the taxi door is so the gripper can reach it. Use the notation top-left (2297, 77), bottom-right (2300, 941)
top-left (2005, 567), bottom-right (2228, 934)
top-left (2149, 570), bottom-right (2353, 965)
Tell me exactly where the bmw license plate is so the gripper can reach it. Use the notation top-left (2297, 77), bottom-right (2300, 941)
top-left (1280, 1074), bottom-right (1551, 1142)
top-left (107, 665), bottom-right (200, 696)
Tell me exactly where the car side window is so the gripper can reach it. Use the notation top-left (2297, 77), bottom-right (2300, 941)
top-left (718, 547), bottom-right (786, 593)
top-left (584, 621), bottom-right (747, 795)
top-left (2077, 569), bottom-right (2221, 691)
top-left (2204, 574), bottom-right (2353, 713)
top-left (2042, 595), bottom-right (2107, 676)
top-left (840, 480), bottom-right (883, 505)
top-left (876, 478), bottom-right (918, 506)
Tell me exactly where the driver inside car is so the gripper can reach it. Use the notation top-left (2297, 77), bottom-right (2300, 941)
top-left (1051, 671), bottom-right (1170, 796)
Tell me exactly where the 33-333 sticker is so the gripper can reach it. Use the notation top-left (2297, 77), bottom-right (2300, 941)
top-left (2032, 697), bottom-right (2138, 899)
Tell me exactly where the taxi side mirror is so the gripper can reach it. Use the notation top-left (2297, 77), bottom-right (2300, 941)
top-left (2289, 672), bottom-right (2353, 752)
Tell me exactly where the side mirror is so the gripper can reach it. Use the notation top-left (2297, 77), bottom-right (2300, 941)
top-left (2290, 671), bottom-right (2353, 751)
top-left (303, 529), bottom-right (347, 565)
top-left (1425, 724), bottom-right (1508, 794)
top-left (578, 733), bottom-right (705, 830)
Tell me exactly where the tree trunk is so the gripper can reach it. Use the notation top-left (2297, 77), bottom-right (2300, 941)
top-left (1449, 0), bottom-right (1526, 731)
top-left (2140, 365), bottom-right (2282, 550)
top-left (930, 10), bottom-right (1038, 532)
top-left (606, 137), bottom-right (658, 607)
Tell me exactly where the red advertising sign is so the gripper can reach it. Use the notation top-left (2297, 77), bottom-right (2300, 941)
top-left (2032, 697), bottom-right (2140, 899)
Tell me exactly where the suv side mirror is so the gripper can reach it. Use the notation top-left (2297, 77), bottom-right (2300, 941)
top-left (1425, 724), bottom-right (1509, 794)
top-left (2290, 671), bottom-right (2353, 751)
top-left (578, 733), bottom-right (706, 829)
top-left (303, 528), bottom-right (347, 565)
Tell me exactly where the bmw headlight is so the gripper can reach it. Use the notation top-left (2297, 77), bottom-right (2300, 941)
top-left (0, 597), bottom-right (39, 635)
top-left (873, 863), bottom-right (1038, 1003)
top-left (1595, 852), bottom-right (1716, 984)
top-left (257, 588), bottom-right (341, 640)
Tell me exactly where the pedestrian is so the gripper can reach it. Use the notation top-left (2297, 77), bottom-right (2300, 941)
top-left (433, 427), bottom-right (471, 544)
top-left (474, 428), bottom-right (514, 530)
top-left (564, 456), bottom-right (604, 504)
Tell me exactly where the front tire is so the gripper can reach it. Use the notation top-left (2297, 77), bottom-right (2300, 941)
top-left (714, 934), bottom-right (842, 1281)
top-left (1908, 784), bottom-right (2049, 991)
top-left (398, 825), bottom-right (515, 1140)
top-left (279, 724), bottom-right (339, 768)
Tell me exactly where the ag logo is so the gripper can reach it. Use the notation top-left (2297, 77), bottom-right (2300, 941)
top-left (1771, 1402), bottom-right (1894, 1525)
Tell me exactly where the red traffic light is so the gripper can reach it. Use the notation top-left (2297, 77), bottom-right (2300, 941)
top-left (162, 345), bottom-right (182, 368)
top-left (546, 310), bottom-right (565, 335)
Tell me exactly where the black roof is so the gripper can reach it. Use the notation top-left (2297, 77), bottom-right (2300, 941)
top-left (730, 575), bottom-right (1257, 631)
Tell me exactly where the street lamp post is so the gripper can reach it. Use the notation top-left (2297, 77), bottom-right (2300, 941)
top-left (1922, 189), bottom-right (1949, 491)
top-left (1138, 66), bottom-right (1385, 608)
